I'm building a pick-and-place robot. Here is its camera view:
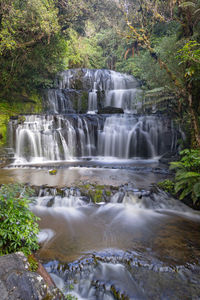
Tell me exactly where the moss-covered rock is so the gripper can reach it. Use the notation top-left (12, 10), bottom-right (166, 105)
top-left (78, 183), bottom-right (114, 203)
top-left (0, 93), bottom-right (43, 147)
top-left (49, 169), bottom-right (57, 175)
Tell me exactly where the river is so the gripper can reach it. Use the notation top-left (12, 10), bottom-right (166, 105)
top-left (1, 69), bottom-right (200, 299)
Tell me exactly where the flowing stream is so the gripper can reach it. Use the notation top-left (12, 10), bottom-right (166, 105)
top-left (3, 69), bottom-right (200, 299)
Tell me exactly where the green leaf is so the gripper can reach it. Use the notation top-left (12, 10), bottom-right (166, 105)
top-left (193, 182), bottom-right (200, 197)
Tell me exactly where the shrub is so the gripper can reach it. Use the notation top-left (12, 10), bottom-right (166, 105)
top-left (170, 149), bottom-right (200, 204)
top-left (0, 184), bottom-right (39, 255)
top-left (157, 179), bottom-right (175, 195)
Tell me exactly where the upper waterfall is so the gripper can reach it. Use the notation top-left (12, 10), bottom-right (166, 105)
top-left (45, 69), bottom-right (141, 114)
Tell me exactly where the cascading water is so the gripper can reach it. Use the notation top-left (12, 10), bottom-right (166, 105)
top-left (4, 69), bottom-right (200, 300)
top-left (10, 114), bottom-right (178, 163)
top-left (45, 69), bottom-right (141, 114)
top-left (32, 187), bottom-right (200, 300)
top-left (87, 82), bottom-right (98, 114)
top-left (9, 68), bottom-right (180, 164)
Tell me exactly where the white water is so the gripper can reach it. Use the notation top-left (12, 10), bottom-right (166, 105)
top-left (87, 82), bottom-right (98, 114)
top-left (10, 114), bottom-right (177, 163)
top-left (47, 69), bottom-right (141, 114)
top-left (8, 69), bottom-right (179, 164)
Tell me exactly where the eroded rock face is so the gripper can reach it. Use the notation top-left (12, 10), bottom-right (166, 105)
top-left (0, 252), bottom-right (64, 300)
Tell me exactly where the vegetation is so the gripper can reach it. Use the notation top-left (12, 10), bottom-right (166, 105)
top-left (28, 254), bottom-right (39, 272)
top-left (157, 179), bottom-right (175, 195)
top-left (119, 0), bottom-right (200, 148)
top-left (65, 295), bottom-right (78, 300)
top-left (170, 149), bottom-right (200, 205)
top-left (79, 184), bottom-right (114, 203)
top-left (158, 149), bottom-right (200, 207)
top-left (0, 184), bottom-right (39, 255)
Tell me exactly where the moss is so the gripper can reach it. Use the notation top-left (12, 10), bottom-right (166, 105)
top-left (78, 183), bottom-right (113, 203)
top-left (42, 295), bottom-right (53, 300)
top-left (81, 91), bottom-right (88, 112)
top-left (18, 116), bottom-right (26, 124)
top-left (105, 190), bottom-right (111, 196)
top-left (27, 254), bottom-right (38, 272)
top-left (110, 285), bottom-right (129, 300)
top-left (93, 189), bottom-right (103, 203)
top-left (49, 169), bottom-right (57, 175)
top-left (65, 294), bottom-right (78, 300)
top-left (0, 93), bottom-right (42, 147)
top-left (81, 184), bottom-right (90, 190)
top-left (0, 114), bottom-right (9, 147)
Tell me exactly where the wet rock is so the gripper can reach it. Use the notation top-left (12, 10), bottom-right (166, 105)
top-left (98, 106), bottom-right (124, 114)
top-left (0, 252), bottom-right (64, 300)
top-left (46, 197), bottom-right (55, 207)
top-left (159, 151), bottom-right (180, 164)
top-left (0, 148), bottom-right (15, 168)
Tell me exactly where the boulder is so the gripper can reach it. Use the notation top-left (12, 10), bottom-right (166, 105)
top-left (0, 252), bottom-right (64, 300)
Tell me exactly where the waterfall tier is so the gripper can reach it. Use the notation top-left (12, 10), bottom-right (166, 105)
top-left (9, 114), bottom-right (178, 163)
top-left (45, 69), bottom-right (141, 114)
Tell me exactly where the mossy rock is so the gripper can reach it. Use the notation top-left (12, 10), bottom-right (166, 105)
top-left (78, 183), bottom-right (113, 203)
top-left (49, 169), bottom-right (57, 175)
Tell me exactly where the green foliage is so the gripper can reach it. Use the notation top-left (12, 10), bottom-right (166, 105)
top-left (0, 96), bottom-right (42, 147)
top-left (157, 179), bottom-right (175, 195)
top-left (28, 254), bottom-right (39, 272)
top-left (0, 184), bottom-right (39, 255)
top-left (64, 28), bottom-right (105, 69)
top-left (170, 149), bottom-right (200, 204)
top-left (124, 34), bottom-right (184, 89)
top-left (0, 0), bottom-right (60, 55)
top-left (0, 0), bottom-right (68, 101)
top-left (65, 294), bottom-right (78, 300)
top-left (177, 40), bottom-right (200, 80)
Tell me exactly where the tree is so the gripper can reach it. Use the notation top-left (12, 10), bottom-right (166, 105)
top-left (121, 0), bottom-right (200, 148)
top-left (0, 0), bottom-right (67, 100)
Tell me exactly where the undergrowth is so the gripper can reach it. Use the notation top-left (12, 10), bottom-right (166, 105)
top-left (0, 184), bottom-right (39, 255)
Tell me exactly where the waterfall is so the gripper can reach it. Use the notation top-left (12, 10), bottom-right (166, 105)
top-left (7, 69), bottom-right (181, 164)
top-left (88, 82), bottom-right (98, 114)
top-left (10, 114), bottom-right (178, 163)
top-left (45, 69), bottom-right (141, 114)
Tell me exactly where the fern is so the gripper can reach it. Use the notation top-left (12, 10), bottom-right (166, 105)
top-left (170, 149), bottom-right (200, 205)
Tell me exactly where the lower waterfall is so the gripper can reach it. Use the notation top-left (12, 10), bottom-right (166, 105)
top-left (9, 114), bottom-right (178, 163)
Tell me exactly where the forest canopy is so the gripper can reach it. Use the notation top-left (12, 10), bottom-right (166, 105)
top-left (0, 0), bottom-right (200, 146)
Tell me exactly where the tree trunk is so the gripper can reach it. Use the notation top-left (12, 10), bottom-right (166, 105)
top-left (187, 89), bottom-right (200, 148)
